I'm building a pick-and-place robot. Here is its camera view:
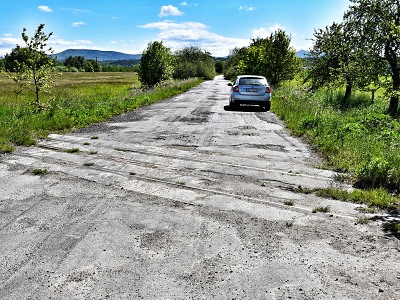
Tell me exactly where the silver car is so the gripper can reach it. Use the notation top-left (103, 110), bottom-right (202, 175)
top-left (228, 75), bottom-right (271, 111)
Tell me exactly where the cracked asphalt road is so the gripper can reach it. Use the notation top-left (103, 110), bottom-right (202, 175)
top-left (1, 76), bottom-right (399, 299)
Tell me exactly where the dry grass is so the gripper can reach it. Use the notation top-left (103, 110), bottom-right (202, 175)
top-left (0, 72), bottom-right (140, 105)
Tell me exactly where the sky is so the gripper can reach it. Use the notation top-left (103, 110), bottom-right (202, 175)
top-left (0, 0), bottom-right (351, 57)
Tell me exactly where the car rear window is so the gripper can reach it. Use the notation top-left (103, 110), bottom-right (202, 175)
top-left (238, 78), bottom-right (267, 86)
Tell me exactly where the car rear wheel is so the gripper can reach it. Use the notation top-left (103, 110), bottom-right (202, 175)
top-left (230, 101), bottom-right (239, 108)
top-left (262, 102), bottom-right (271, 111)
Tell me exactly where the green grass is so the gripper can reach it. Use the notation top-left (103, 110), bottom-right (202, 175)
top-left (64, 148), bottom-right (80, 153)
top-left (32, 168), bottom-right (49, 175)
top-left (0, 72), bottom-right (203, 153)
top-left (298, 187), bottom-right (399, 210)
top-left (357, 216), bottom-right (371, 224)
top-left (312, 205), bottom-right (331, 213)
top-left (283, 200), bottom-right (294, 206)
top-left (273, 78), bottom-right (400, 208)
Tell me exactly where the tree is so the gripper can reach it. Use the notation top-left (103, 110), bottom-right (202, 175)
top-left (64, 55), bottom-right (85, 70)
top-left (262, 30), bottom-right (301, 87)
top-left (233, 30), bottom-right (301, 87)
top-left (4, 45), bottom-right (31, 72)
top-left (223, 47), bottom-right (248, 80)
top-left (174, 46), bottom-right (216, 80)
top-left (214, 60), bottom-right (224, 74)
top-left (6, 24), bottom-right (56, 109)
top-left (344, 0), bottom-right (400, 116)
top-left (138, 41), bottom-right (175, 87)
top-left (306, 22), bottom-right (365, 100)
top-left (84, 59), bottom-right (102, 72)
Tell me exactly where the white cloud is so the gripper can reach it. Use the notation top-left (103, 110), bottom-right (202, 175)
top-left (38, 5), bottom-right (53, 13)
top-left (181, 2), bottom-right (188, 6)
top-left (251, 24), bottom-right (310, 50)
top-left (0, 35), bottom-right (94, 56)
top-left (0, 36), bottom-right (22, 56)
top-left (139, 20), bottom-right (249, 57)
top-left (252, 24), bottom-right (285, 38)
top-left (73, 9), bottom-right (90, 14)
top-left (159, 5), bottom-right (184, 17)
top-left (4, 33), bottom-right (12, 37)
top-left (72, 22), bottom-right (86, 27)
top-left (49, 39), bottom-right (92, 53)
top-left (239, 6), bottom-right (255, 11)
top-left (140, 20), bottom-right (206, 31)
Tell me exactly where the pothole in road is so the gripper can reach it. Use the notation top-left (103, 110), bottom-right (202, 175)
top-left (167, 144), bottom-right (198, 151)
top-left (248, 144), bottom-right (288, 153)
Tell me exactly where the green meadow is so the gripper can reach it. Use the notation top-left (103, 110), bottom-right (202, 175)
top-left (273, 79), bottom-right (400, 209)
top-left (0, 72), bottom-right (202, 153)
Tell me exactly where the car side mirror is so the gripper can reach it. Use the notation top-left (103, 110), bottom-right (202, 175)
top-left (227, 83), bottom-right (233, 86)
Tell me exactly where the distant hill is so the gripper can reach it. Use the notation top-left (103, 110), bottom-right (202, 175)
top-left (296, 50), bottom-right (309, 58)
top-left (54, 48), bottom-right (308, 61)
top-left (54, 49), bottom-right (141, 61)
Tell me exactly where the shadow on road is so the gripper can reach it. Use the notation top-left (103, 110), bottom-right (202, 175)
top-left (370, 209), bottom-right (400, 240)
top-left (223, 105), bottom-right (268, 112)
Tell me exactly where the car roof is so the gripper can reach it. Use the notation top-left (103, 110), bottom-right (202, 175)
top-left (237, 75), bottom-right (266, 79)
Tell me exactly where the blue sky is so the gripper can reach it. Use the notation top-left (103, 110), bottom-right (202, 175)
top-left (0, 0), bottom-right (350, 57)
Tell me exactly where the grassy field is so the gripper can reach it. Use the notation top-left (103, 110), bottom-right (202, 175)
top-left (273, 78), bottom-right (400, 209)
top-left (0, 72), bottom-right (203, 153)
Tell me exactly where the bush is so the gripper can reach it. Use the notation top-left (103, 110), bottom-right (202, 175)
top-left (173, 46), bottom-right (216, 80)
top-left (139, 41), bottom-right (175, 87)
top-left (356, 157), bottom-right (391, 189)
top-left (215, 60), bottom-right (224, 74)
top-left (273, 79), bottom-right (400, 194)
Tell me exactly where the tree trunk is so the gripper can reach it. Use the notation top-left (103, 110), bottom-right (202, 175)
top-left (388, 70), bottom-right (399, 117)
top-left (386, 42), bottom-right (399, 117)
top-left (344, 81), bottom-right (352, 100)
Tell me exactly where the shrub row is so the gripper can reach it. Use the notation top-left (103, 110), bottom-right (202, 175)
top-left (273, 83), bottom-right (400, 194)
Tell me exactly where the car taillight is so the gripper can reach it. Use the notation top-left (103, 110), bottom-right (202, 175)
top-left (266, 86), bottom-right (271, 93)
top-left (233, 86), bottom-right (239, 92)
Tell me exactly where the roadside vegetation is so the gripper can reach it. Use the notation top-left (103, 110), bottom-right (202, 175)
top-left (138, 41), bottom-right (216, 88)
top-left (0, 71), bottom-right (202, 153)
top-left (223, 0), bottom-right (400, 210)
top-left (276, 0), bottom-right (400, 210)
top-left (0, 26), bottom-right (212, 154)
top-left (223, 29), bottom-right (301, 87)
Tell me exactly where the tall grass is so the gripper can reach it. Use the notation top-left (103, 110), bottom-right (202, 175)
top-left (0, 72), bottom-right (203, 153)
top-left (273, 81), bottom-right (400, 197)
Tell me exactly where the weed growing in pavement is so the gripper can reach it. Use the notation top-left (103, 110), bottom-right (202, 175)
top-left (357, 216), bottom-right (371, 224)
top-left (32, 168), bottom-right (49, 175)
top-left (283, 200), bottom-right (294, 206)
top-left (64, 148), bottom-right (80, 153)
top-left (90, 136), bottom-right (99, 140)
top-left (355, 206), bottom-right (376, 214)
top-left (89, 150), bottom-right (98, 155)
top-left (83, 162), bottom-right (94, 166)
top-left (312, 206), bottom-right (331, 213)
